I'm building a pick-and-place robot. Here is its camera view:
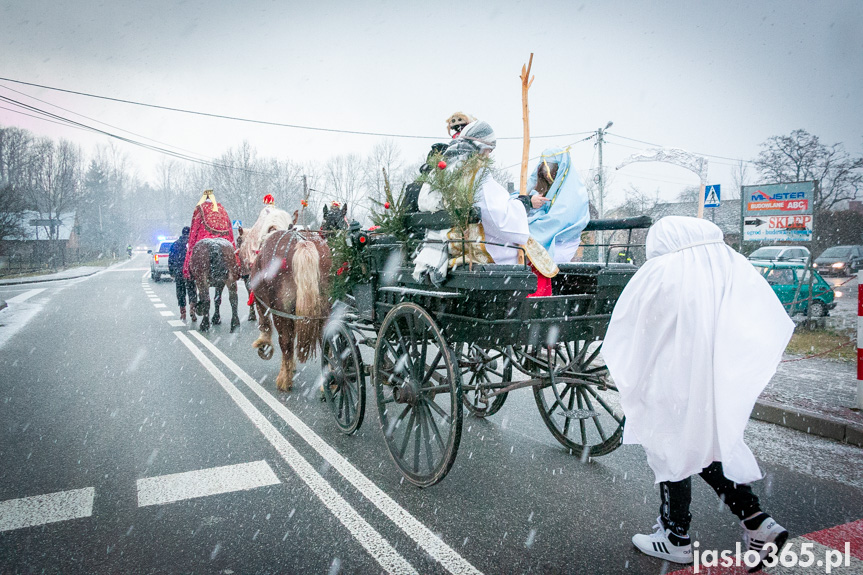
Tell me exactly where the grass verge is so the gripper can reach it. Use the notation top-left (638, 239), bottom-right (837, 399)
top-left (786, 328), bottom-right (856, 362)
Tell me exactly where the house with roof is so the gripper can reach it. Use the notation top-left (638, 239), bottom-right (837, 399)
top-left (0, 210), bottom-right (79, 271)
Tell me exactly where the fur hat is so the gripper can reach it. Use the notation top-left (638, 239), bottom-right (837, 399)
top-left (446, 112), bottom-right (476, 137)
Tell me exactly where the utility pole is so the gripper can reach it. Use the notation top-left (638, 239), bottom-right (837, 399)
top-left (302, 175), bottom-right (309, 228)
top-left (596, 121), bottom-right (613, 262)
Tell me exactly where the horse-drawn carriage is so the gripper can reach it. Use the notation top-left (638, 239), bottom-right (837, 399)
top-left (320, 211), bottom-right (651, 487)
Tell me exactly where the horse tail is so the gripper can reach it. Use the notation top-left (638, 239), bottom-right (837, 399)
top-left (293, 239), bottom-right (322, 362)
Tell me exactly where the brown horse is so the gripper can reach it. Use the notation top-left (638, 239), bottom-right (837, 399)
top-left (250, 229), bottom-right (332, 391)
top-left (189, 238), bottom-right (241, 332)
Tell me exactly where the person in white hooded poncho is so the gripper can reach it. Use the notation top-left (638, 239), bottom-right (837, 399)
top-left (602, 216), bottom-right (794, 569)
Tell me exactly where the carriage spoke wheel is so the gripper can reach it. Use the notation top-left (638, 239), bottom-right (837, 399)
top-left (532, 340), bottom-right (625, 458)
top-left (321, 322), bottom-right (366, 435)
top-left (458, 343), bottom-right (511, 417)
top-left (374, 302), bottom-right (462, 488)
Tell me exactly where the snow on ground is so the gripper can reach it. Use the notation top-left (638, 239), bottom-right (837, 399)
top-left (746, 419), bottom-right (863, 491)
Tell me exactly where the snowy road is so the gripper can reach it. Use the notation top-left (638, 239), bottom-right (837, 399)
top-left (1, 252), bottom-right (862, 574)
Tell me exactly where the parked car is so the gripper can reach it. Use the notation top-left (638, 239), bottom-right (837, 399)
top-left (813, 245), bottom-right (863, 276)
top-left (751, 261), bottom-right (836, 317)
top-left (747, 245), bottom-right (810, 263)
top-left (148, 240), bottom-right (175, 281)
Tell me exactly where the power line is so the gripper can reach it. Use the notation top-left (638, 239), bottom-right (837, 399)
top-left (0, 83), bottom-right (212, 162)
top-left (606, 132), bottom-right (756, 165)
top-left (0, 94), bottom-right (271, 176)
top-left (0, 104), bottom-right (91, 132)
top-left (0, 76), bottom-right (594, 141)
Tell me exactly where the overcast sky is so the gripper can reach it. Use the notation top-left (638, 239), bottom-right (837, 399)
top-left (1, 0), bottom-right (861, 209)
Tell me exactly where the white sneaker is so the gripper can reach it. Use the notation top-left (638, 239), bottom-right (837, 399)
top-left (742, 514), bottom-right (789, 572)
top-left (632, 517), bottom-right (693, 564)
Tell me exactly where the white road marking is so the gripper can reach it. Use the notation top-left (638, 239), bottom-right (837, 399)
top-left (159, 311), bottom-right (174, 316)
top-left (175, 332), bottom-right (418, 575)
top-left (188, 330), bottom-right (484, 575)
top-left (0, 487), bottom-right (95, 532)
top-left (137, 460), bottom-right (280, 507)
top-left (6, 289), bottom-right (46, 303)
top-left (154, 303), bottom-right (167, 308)
top-left (167, 320), bottom-right (186, 327)
top-left (103, 268), bottom-right (150, 272)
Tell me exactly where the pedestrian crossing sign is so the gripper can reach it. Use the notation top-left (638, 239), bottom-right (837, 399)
top-left (232, 220), bottom-right (242, 228)
top-left (704, 185), bottom-right (721, 208)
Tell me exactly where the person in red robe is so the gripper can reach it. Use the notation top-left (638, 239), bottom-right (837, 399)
top-left (182, 190), bottom-right (237, 279)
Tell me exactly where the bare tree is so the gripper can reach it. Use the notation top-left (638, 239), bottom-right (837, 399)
top-left (727, 160), bottom-right (750, 200)
top-left (0, 182), bottom-right (26, 241)
top-left (28, 138), bottom-right (83, 240)
top-left (0, 126), bottom-right (33, 197)
top-left (155, 158), bottom-right (183, 230)
top-left (324, 154), bottom-right (366, 221)
top-left (615, 184), bottom-right (661, 216)
top-left (675, 186), bottom-right (700, 203)
top-left (754, 129), bottom-right (863, 215)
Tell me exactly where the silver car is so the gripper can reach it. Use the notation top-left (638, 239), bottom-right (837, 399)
top-left (148, 240), bottom-right (175, 281)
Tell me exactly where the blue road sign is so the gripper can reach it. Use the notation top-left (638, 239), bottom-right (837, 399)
top-left (232, 220), bottom-right (242, 228)
top-left (704, 184), bottom-right (721, 208)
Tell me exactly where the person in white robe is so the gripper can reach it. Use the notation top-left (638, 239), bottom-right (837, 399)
top-left (602, 216), bottom-right (794, 568)
top-left (413, 121), bottom-right (529, 283)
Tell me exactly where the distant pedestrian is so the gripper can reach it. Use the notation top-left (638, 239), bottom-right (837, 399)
top-left (603, 216), bottom-right (794, 571)
top-left (168, 226), bottom-right (196, 321)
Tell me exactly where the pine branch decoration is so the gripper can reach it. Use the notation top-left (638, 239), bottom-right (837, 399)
top-left (420, 153), bottom-right (492, 237)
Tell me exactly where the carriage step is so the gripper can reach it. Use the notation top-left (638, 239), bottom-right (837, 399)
top-left (556, 408), bottom-right (599, 419)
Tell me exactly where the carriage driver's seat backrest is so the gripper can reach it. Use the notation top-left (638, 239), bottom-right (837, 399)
top-left (404, 208), bottom-right (481, 235)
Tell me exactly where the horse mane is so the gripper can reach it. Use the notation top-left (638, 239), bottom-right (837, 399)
top-left (238, 206), bottom-right (295, 268)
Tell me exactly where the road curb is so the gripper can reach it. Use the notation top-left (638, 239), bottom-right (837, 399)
top-left (752, 399), bottom-right (863, 447)
top-left (0, 268), bottom-right (103, 286)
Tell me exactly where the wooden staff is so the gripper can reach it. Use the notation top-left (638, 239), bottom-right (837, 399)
top-left (519, 53), bottom-right (534, 196)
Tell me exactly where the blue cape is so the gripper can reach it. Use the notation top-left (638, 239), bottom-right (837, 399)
top-left (516, 147), bottom-right (590, 260)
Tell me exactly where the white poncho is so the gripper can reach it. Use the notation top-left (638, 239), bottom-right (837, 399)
top-left (602, 216), bottom-right (793, 484)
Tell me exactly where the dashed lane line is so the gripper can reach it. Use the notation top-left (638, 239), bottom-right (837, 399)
top-left (154, 303), bottom-right (167, 308)
top-left (0, 487), bottom-right (95, 532)
top-left (174, 331), bottom-right (419, 575)
top-left (167, 320), bottom-right (186, 327)
top-left (188, 330), bottom-right (485, 575)
top-left (137, 460), bottom-right (280, 507)
top-left (159, 311), bottom-right (174, 317)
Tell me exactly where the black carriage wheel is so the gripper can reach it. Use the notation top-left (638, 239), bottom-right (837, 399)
top-left (374, 302), bottom-right (462, 487)
top-left (458, 343), bottom-right (511, 418)
top-left (321, 322), bottom-right (366, 435)
top-left (531, 340), bottom-right (625, 458)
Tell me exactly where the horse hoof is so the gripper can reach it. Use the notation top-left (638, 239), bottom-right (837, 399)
top-left (230, 319), bottom-right (240, 332)
top-left (257, 344), bottom-right (274, 360)
top-left (212, 316), bottom-right (221, 325)
top-left (199, 323), bottom-right (209, 332)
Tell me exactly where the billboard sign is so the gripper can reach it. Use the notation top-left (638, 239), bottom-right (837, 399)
top-left (743, 215), bottom-right (813, 242)
top-left (742, 182), bottom-right (814, 241)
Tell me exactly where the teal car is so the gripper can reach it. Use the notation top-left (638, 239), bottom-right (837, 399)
top-left (751, 261), bottom-right (837, 317)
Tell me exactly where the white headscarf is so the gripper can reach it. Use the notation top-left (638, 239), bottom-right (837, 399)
top-left (602, 216), bottom-right (794, 484)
